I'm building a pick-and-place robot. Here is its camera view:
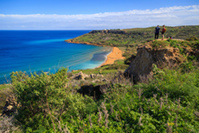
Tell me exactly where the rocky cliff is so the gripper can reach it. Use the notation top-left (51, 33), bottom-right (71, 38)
top-left (125, 42), bottom-right (186, 82)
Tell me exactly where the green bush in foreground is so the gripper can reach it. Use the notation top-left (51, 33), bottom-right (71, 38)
top-left (11, 69), bottom-right (69, 132)
top-left (11, 67), bottom-right (199, 132)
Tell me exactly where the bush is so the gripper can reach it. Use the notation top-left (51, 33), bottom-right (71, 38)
top-left (11, 68), bottom-right (69, 131)
top-left (180, 61), bottom-right (194, 73)
top-left (10, 66), bottom-right (199, 132)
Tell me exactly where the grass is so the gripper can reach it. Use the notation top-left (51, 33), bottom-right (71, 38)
top-left (151, 40), bottom-right (170, 49)
top-left (0, 84), bottom-right (13, 114)
top-left (68, 25), bottom-right (199, 48)
top-left (71, 60), bottom-right (128, 75)
top-left (0, 84), bottom-right (11, 91)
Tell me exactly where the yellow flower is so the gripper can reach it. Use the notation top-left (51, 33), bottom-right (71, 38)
top-left (85, 124), bottom-right (87, 126)
top-left (168, 122), bottom-right (174, 126)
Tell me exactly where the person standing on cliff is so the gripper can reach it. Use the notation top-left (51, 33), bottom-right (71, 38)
top-left (161, 25), bottom-right (166, 40)
top-left (155, 25), bottom-right (160, 39)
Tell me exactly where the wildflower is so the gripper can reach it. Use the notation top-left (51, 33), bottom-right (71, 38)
top-left (166, 123), bottom-right (173, 133)
top-left (160, 97), bottom-right (164, 110)
top-left (110, 102), bottom-right (114, 114)
top-left (139, 106), bottom-right (143, 114)
top-left (98, 107), bottom-right (102, 126)
top-left (138, 115), bottom-right (143, 126)
top-left (177, 98), bottom-right (181, 109)
top-left (89, 115), bottom-right (93, 128)
top-left (115, 112), bottom-right (119, 121)
top-left (168, 122), bottom-right (174, 126)
top-left (101, 102), bottom-right (109, 128)
top-left (153, 94), bottom-right (158, 104)
top-left (174, 116), bottom-right (178, 127)
top-left (165, 93), bottom-right (168, 104)
top-left (137, 88), bottom-right (143, 99)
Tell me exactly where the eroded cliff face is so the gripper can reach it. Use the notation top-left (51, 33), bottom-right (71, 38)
top-left (125, 44), bottom-right (186, 82)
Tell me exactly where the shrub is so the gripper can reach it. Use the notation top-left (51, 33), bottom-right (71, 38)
top-left (180, 61), bottom-right (194, 73)
top-left (11, 68), bottom-right (69, 131)
top-left (10, 67), bottom-right (199, 132)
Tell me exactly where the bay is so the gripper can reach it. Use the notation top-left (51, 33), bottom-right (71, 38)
top-left (0, 30), bottom-right (111, 84)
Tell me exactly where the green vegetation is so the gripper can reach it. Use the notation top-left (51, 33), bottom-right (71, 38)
top-left (71, 60), bottom-right (128, 75)
top-left (151, 38), bottom-right (199, 60)
top-left (151, 40), bottom-right (169, 49)
top-left (69, 26), bottom-right (199, 47)
top-left (7, 64), bottom-right (199, 132)
top-left (0, 84), bottom-right (12, 114)
top-left (0, 84), bottom-right (11, 91)
top-left (68, 25), bottom-right (199, 61)
top-left (1, 26), bottom-right (199, 132)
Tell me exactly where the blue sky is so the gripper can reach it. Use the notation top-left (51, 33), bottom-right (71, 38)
top-left (0, 0), bottom-right (199, 30)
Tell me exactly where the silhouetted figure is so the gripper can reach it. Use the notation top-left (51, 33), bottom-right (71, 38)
top-left (155, 25), bottom-right (160, 39)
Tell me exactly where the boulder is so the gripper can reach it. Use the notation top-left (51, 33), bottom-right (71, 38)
top-left (92, 79), bottom-right (101, 83)
top-left (90, 74), bottom-right (104, 79)
top-left (74, 71), bottom-right (89, 80)
top-left (90, 74), bottom-right (96, 79)
top-left (96, 74), bottom-right (104, 78)
top-left (101, 79), bottom-right (108, 82)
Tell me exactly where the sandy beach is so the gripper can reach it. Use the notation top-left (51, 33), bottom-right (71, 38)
top-left (101, 47), bottom-right (125, 66)
top-left (66, 40), bottom-right (125, 67)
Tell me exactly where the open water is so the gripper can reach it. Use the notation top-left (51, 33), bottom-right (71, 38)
top-left (0, 30), bottom-right (112, 84)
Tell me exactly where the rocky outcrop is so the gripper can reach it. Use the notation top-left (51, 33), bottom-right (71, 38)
top-left (90, 74), bottom-right (104, 79)
top-left (2, 95), bottom-right (18, 116)
top-left (72, 71), bottom-right (89, 80)
top-left (125, 44), bottom-right (186, 82)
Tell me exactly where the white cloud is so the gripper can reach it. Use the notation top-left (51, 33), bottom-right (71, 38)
top-left (0, 5), bottom-right (199, 30)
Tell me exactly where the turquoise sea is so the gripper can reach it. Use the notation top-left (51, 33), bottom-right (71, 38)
top-left (0, 30), bottom-right (112, 84)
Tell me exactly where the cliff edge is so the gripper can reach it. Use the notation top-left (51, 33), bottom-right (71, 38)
top-left (125, 40), bottom-right (189, 82)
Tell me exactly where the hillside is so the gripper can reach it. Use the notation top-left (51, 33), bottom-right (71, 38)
top-left (1, 26), bottom-right (199, 132)
top-left (66, 25), bottom-right (199, 47)
top-left (66, 25), bottom-right (199, 62)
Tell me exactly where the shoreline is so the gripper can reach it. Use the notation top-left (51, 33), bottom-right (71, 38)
top-left (65, 40), bottom-right (102, 47)
top-left (65, 40), bottom-right (125, 67)
top-left (99, 47), bottom-right (125, 67)
top-left (0, 41), bottom-right (124, 85)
